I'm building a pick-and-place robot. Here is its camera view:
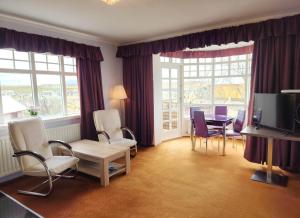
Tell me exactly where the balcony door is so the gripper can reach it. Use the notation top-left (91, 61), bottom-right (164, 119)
top-left (161, 66), bottom-right (181, 140)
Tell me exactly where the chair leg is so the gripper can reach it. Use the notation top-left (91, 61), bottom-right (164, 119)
top-left (18, 162), bottom-right (53, 197)
top-left (205, 138), bottom-right (208, 153)
top-left (18, 162), bottom-right (78, 197)
top-left (130, 144), bottom-right (137, 157)
top-left (199, 138), bottom-right (201, 148)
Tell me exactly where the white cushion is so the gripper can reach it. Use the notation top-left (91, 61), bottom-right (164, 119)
top-left (8, 118), bottom-right (53, 170)
top-left (110, 138), bottom-right (137, 148)
top-left (24, 156), bottom-right (79, 177)
top-left (93, 109), bottom-right (123, 141)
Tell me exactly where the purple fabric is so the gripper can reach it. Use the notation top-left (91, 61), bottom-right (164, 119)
top-left (77, 58), bottom-right (105, 140)
top-left (161, 45), bottom-right (253, 58)
top-left (190, 107), bottom-right (201, 120)
top-left (233, 110), bottom-right (246, 132)
top-left (123, 55), bottom-right (154, 146)
top-left (194, 111), bottom-right (220, 138)
top-left (215, 106), bottom-right (228, 116)
top-left (0, 28), bottom-right (103, 61)
top-left (116, 14), bottom-right (300, 58)
top-left (244, 34), bottom-right (300, 171)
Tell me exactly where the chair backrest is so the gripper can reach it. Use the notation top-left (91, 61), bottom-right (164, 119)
top-left (190, 107), bottom-right (201, 120)
top-left (215, 106), bottom-right (227, 116)
top-left (93, 109), bottom-right (123, 142)
top-left (233, 110), bottom-right (246, 132)
top-left (8, 118), bottom-right (52, 170)
top-left (194, 111), bottom-right (209, 138)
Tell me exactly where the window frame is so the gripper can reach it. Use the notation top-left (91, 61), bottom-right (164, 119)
top-left (182, 54), bottom-right (252, 117)
top-left (160, 53), bottom-right (252, 119)
top-left (0, 49), bottom-right (80, 125)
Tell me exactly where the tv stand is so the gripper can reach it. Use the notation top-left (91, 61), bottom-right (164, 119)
top-left (241, 126), bottom-right (300, 187)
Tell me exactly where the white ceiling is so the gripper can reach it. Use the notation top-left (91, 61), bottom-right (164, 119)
top-left (0, 0), bottom-right (300, 45)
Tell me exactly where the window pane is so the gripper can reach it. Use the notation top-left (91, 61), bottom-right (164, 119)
top-left (35, 62), bottom-right (47, 71)
top-left (47, 54), bottom-right (59, 63)
top-left (34, 53), bottom-right (47, 62)
top-left (184, 79), bottom-right (212, 104)
top-left (65, 76), bottom-right (80, 115)
top-left (214, 77), bottom-right (245, 104)
top-left (228, 105), bottom-right (245, 118)
top-left (171, 69), bottom-right (178, 78)
top-left (48, 63), bottom-right (59, 71)
top-left (14, 51), bottom-right (29, 61)
top-left (64, 65), bottom-right (74, 72)
top-left (162, 79), bottom-right (169, 89)
top-left (15, 61), bottom-right (30, 70)
top-left (162, 68), bottom-right (169, 78)
top-left (0, 49), bottom-right (13, 59)
top-left (0, 59), bottom-right (14, 69)
top-left (64, 57), bottom-right (73, 65)
top-left (36, 74), bottom-right (63, 117)
top-left (0, 73), bottom-right (33, 123)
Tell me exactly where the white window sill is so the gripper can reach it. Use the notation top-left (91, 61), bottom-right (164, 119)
top-left (0, 115), bottom-right (80, 137)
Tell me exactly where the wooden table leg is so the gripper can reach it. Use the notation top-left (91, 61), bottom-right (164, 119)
top-left (100, 159), bottom-right (109, 187)
top-left (191, 123), bottom-right (196, 151)
top-left (266, 137), bottom-right (273, 183)
top-left (222, 123), bottom-right (226, 156)
top-left (125, 149), bottom-right (131, 175)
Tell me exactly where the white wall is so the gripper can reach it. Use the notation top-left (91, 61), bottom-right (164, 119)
top-left (0, 14), bottom-right (123, 111)
top-left (153, 54), bottom-right (163, 145)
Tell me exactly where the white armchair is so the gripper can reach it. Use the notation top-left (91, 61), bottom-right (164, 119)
top-left (93, 109), bottom-right (137, 156)
top-left (8, 118), bottom-right (79, 197)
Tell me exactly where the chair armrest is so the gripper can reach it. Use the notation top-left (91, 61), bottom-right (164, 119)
top-left (48, 140), bottom-right (72, 150)
top-left (13, 150), bottom-right (46, 162)
top-left (97, 131), bottom-right (111, 143)
top-left (48, 140), bottom-right (74, 156)
top-left (121, 127), bottom-right (136, 141)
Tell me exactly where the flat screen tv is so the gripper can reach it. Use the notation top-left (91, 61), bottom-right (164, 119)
top-left (253, 93), bottom-right (300, 134)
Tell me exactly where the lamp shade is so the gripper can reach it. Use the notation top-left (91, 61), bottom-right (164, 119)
top-left (112, 85), bottom-right (127, 100)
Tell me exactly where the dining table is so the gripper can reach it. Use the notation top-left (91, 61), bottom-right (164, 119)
top-left (190, 114), bottom-right (234, 155)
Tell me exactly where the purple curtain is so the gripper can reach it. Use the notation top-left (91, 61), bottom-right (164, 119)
top-left (160, 45), bottom-right (253, 58)
top-left (0, 27), bottom-right (105, 140)
top-left (0, 28), bottom-right (103, 61)
top-left (117, 14), bottom-right (300, 58)
top-left (77, 58), bottom-right (105, 140)
top-left (123, 55), bottom-right (154, 146)
top-left (244, 34), bottom-right (300, 171)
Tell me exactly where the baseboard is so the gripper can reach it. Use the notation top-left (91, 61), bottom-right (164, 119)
top-left (0, 171), bottom-right (23, 184)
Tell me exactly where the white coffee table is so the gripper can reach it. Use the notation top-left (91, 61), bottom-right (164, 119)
top-left (68, 139), bottom-right (130, 187)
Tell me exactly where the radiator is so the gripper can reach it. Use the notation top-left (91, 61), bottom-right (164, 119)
top-left (0, 123), bottom-right (80, 182)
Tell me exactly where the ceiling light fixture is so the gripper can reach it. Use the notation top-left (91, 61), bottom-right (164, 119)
top-left (102, 0), bottom-right (120, 5)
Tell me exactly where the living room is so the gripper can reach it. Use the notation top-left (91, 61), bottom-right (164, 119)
top-left (0, 0), bottom-right (300, 217)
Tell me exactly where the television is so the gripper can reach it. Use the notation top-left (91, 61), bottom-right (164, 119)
top-left (253, 93), bottom-right (300, 134)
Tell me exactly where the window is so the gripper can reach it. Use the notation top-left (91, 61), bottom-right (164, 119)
top-left (0, 49), bottom-right (80, 124)
top-left (183, 54), bottom-right (251, 117)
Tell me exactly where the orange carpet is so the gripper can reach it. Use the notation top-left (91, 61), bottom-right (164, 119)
top-left (1, 137), bottom-right (300, 218)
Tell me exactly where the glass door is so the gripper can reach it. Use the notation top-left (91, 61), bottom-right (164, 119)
top-left (161, 66), bottom-right (181, 140)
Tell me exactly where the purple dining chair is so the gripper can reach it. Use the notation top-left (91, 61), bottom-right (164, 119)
top-left (190, 106), bottom-right (201, 120)
top-left (226, 110), bottom-right (246, 150)
top-left (190, 106), bottom-right (201, 141)
top-left (215, 106), bottom-right (228, 116)
top-left (212, 106), bottom-right (228, 130)
top-left (194, 111), bottom-right (221, 153)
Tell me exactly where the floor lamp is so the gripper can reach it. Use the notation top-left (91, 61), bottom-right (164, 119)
top-left (112, 84), bottom-right (127, 125)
